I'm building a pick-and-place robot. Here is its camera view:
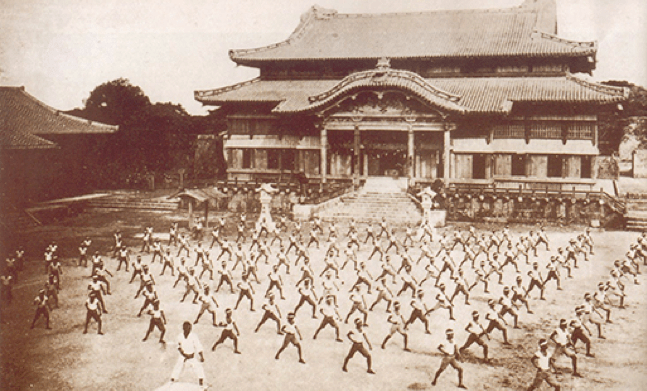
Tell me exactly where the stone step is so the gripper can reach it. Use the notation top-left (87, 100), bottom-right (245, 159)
top-left (1, 211), bottom-right (40, 232)
top-left (85, 200), bottom-right (179, 211)
top-left (626, 204), bottom-right (647, 212)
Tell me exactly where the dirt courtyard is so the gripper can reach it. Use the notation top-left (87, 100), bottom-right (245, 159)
top-left (1, 210), bottom-right (646, 391)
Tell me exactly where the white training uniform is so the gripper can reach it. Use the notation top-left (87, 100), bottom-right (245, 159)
top-left (171, 331), bottom-right (205, 381)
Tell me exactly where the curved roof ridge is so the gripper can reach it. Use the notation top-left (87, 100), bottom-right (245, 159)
top-left (195, 78), bottom-right (265, 101)
top-left (230, 5), bottom-right (329, 59)
top-left (536, 30), bottom-right (596, 49)
top-left (330, 5), bottom-right (525, 19)
top-left (565, 73), bottom-right (629, 98)
top-left (298, 64), bottom-right (467, 114)
top-left (309, 67), bottom-right (461, 104)
top-left (229, 3), bottom-right (532, 60)
top-left (2, 86), bottom-right (118, 132)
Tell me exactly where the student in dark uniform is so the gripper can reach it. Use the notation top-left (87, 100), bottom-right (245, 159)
top-left (83, 291), bottom-right (103, 335)
top-left (212, 309), bottom-right (241, 354)
top-left (342, 318), bottom-right (375, 374)
top-left (313, 295), bottom-right (343, 342)
top-left (142, 299), bottom-right (166, 343)
top-left (381, 301), bottom-right (409, 352)
top-left (275, 313), bottom-right (305, 363)
top-left (526, 339), bottom-right (560, 391)
top-left (31, 289), bottom-right (51, 329)
top-left (459, 311), bottom-right (489, 362)
top-left (255, 293), bottom-right (283, 335)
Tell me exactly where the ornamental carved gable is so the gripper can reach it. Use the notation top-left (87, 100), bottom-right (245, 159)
top-left (326, 91), bottom-right (440, 120)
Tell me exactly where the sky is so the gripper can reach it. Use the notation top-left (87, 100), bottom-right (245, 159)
top-left (1, 0), bottom-right (645, 115)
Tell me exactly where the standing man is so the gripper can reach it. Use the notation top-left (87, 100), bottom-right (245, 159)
top-left (313, 295), bottom-right (343, 342)
top-left (31, 289), bottom-right (51, 329)
top-left (549, 319), bottom-right (581, 377)
top-left (255, 293), bottom-right (283, 335)
top-left (83, 291), bottom-right (104, 335)
top-left (381, 301), bottom-right (409, 352)
top-left (275, 313), bottom-right (305, 364)
top-left (171, 322), bottom-right (206, 389)
top-left (143, 300), bottom-right (166, 343)
top-left (459, 310), bottom-right (489, 362)
top-left (212, 309), bottom-right (241, 354)
top-left (116, 245), bottom-right (130, 272)
top-left (404, 290), bottom-right (432, 334)
top-left (430, 329), bottom-right (466, 389)
top-left (526, 339), bottom-right (561, 391)
top-left (194, 286), bottom-right (219, 326)
top-left (342, 318), bottom-right (375, 374)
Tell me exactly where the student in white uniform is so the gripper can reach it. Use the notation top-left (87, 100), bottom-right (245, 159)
top-left (171, 322), bottom-right (206, 388)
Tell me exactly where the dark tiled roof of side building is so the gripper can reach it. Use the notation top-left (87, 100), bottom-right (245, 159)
top-left (0, 86), bottom-right (118, 135)
top-left (229, 1), bottom-right (596, 66)
top-left (0, 130), bottom-right (58, 150)
top-left (195, 73), bottom-right (628, 114)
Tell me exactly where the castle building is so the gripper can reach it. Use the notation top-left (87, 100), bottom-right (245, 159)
top-left (195, 0), bottom-right (626, 191)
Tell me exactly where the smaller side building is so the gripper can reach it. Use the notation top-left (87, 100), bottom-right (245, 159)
top-left (0, 86), bottom-right (118, 208)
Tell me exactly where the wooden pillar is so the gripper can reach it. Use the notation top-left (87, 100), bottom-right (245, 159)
top-left (320, 127), bottom-right (327, 183)
top-left (443, 124), bottom-right (452, 182)
top-left (354, 125), bottom-right (360, 182)
top-left (188, 200), bottom-right (194, 229)
top-left (407, 126), bottom-right (415, 178)
top-left (204, 201), bottom-right (209, 229)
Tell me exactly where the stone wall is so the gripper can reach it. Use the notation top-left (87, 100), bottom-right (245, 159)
top-left (222, 189), bottom-right (298, 215)
top-left (633, 149), bottom-right (647, 178)
top-left (446, 194), bottom-right (621, 227)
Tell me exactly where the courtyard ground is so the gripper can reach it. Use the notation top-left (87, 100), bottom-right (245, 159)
top-left (0, 209), bottom-right (646, 391)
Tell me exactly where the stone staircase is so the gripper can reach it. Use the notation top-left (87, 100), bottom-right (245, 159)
top-left (315, 177), bottom-right (422, 224)
top-left (84, 194), bottom-right (179, 212)
top-left (0, 210), bottom-right (41, 232)
top-left (625, 193), bottom-right (647, 231)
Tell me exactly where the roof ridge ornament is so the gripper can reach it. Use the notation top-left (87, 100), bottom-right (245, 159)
top-left (376, 57), bottom-right (391, 71)
top-left (565, 72), bottom-right (629, 98)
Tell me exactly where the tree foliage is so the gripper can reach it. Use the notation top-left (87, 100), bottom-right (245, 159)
top-left (82, 78), bottom-right (151, 126)
top-left (69, 79), bottom-right (226, 189)
top-left (598, 81), bottom-right (647, 155)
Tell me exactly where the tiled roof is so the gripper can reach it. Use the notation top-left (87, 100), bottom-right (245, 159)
top-left (0, 130), bottom-right (58, 150)
top-left (230, 4), bottom-right (596, 65)
top-left (195, 73), bottom-right (628, 114)
top-left (0, 87), bottom-right (118, 135)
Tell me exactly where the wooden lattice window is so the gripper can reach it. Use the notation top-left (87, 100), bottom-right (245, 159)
top-left (530, 121), bottom-right (562, 139)
top-left (493, 122), bottom-right (525, 138)
top-left (566, 122), bottom-right (594, 140)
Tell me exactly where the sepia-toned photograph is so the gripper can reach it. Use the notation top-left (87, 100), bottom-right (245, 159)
top-left (1, 0), bottom-right (646, 390)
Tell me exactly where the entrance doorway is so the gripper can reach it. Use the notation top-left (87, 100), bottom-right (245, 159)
top-left (361, 131), bottom-right (407, 177)
top-left (472, 154), bottom-right (487, 179)
top-left (366, 149), bottom-right (407, 176)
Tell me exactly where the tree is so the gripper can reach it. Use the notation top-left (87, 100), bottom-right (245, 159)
top-left (82, 78), bottom-right (151, 126)
top-left (69, 79), bottom-right (227, 188)
top-left (598, 81), bottom-right (647, 155)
